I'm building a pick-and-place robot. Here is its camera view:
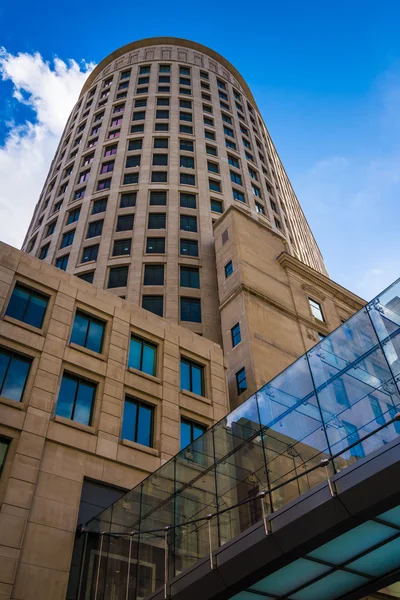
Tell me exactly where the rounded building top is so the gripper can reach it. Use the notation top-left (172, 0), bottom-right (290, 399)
top-left (80, 36), bottom-right (257, 105)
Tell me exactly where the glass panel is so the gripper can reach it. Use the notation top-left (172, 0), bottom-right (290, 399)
top-left (24, 293), bottom-right (47, 328)
top-left (289, 570), bottom-right (369, 600)
top-left (71, 313), bottom-right (88, 347)
top-left (122, 400), bottom-right (137, 442)
top-left (378, 505), bottom-right (400, 527)
top-left (74, 381), bottom-right (95, 425)
top-left (180, 421), bottom-right (191, 450)
top-left (128, 338), bottom-right (142, 371)
top-left (6, 286), bottom-right (29, 321)
top-left (251, 558), bottom-right (331, 596)
top-left (348, 535), bottom-right (400, 577)
top-left (0, 349), bottom-right (10, 391)
top-left (137, 405), bottom-right (152, 447)
top-left (86, 320), bottom-right (104, 353)
top-left (191, 364), bottom-right (203, 396)
top-left (55, 375), bottom-right (77, 419)
top-left (2, 355), bottom-right (30, 402)
top-left (308, 521), bottom-right (397, 564)
top-left (180, 360), bottom-right (190, 392)
top-left (142, 344), bottom-right (156, 376)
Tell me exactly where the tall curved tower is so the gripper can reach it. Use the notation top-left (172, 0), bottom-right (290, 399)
top-left (22, 37), bottom-right (327, 343)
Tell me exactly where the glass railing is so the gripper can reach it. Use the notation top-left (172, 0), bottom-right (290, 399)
top-left (77, 276), bottom-right (400, 600)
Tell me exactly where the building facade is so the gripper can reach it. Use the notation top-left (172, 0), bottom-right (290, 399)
top-left (22, 37), bottom-right (327, 346)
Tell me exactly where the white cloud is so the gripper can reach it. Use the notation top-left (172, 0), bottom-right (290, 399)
top-left (0, 49), bottom-right (95, 248)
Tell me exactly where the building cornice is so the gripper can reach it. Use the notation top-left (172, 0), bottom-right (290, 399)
top-left (80, 37), bottom-right (257, 105)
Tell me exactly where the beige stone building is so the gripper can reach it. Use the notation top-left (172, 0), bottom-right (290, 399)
top-left (0, 37), bottom-right (394, 600)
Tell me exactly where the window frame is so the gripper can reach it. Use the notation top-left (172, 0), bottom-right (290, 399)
top-left (122, 395), bottom-right (155, 447)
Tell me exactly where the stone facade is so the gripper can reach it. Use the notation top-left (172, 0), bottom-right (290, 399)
top-left (22, 37), bottom-right (327, 346)
top-left (0, 242), bottom-right (228, 600)
top-left (213, 206), bottom-right (366, 406)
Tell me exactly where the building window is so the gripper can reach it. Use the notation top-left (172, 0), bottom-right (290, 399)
top-left (206, 145), bottom-right (217, 156)
top-left (159, 65), bottom-right (170, 73)
top-left (146, 237), bottom-right (165, 254)
top-left (6, 284), bottom-right (49, 329)
top-left (180, 297), bottom-right (201, 322)
top-left (180, 266), bottom-right (200, 289)
top-left (45, 221), bottom-right (56, 237)
top-left (309, 298), bottom-right (324, 322)
top-left (224, 126), bottom-right (234, 138)
top-left (204, 117), bottom-right (214, 127)
top-left (180, 125), bottom-right (193, 134)
top-left (126, 155), bottom-right (141, 168)
top-left (226, 139), bottom-right (236, 150)
top-left (113, 239), bottom-right (131, 256)
top-left (148, 213), bottom-right (166, 229)
top-left (180, 139), bottom-right (194, 151)
top-left (236, 367), bottom-right (247, 395)
top-left (233, 189), bottom-right (245, 202)
top-left (74, 189), bottom-right (85, 200)
top-left (205, 130), bottom-right (215, 140)
top-left (132, 111), bottom-right (146, 121)
top-left (0, 437), bottom-right (10, 476)
top-left (152, 154), bottom-right (168, 166)
top-left (154, 138), bottom-right (168, 149)
top-left (231, 323), bottom-right (241, 347)
top-left (87, 220), bottom-right (103, 238)
top-left (131, 124), bottom-right (144, 134)
top-left (151, 171), bottom-right (168, 183)
top-left (122, 397), bottom-right (154, 447)
top-left (180, 418), bottom-right (206, 451)
top-left (150, 191), bottom-right (167, 205)
top-left (123, 173), bottom-right (139, 185)
top-left (97, 178), bottom-right (111, 191)
top-left (180, 239), bottom-right (198, 257)
top-left (55, 373), bottom-right (96, 426)
top-left (78, 271), bottom-right (94, 284)
top-left (129, 336), bottom-right (157, 375)
top-left (180, 193), bottom-right (196, 209)
top-left (144, 264), bottom-right (164, 286)
top-left (116, 214), bottom-right (134, 231)
top-left (104, 145), bottom-right (118, 157)
top-left (39, 244), bottom-right (49, 260)
top-left (157, 97), bottom-right (170, 105)
top-left (225, 260), bottom-right (233, 277)
top-left (56, 255), bottom-right (69, 271)
top-left (139, 66), bottom-right (150, 74)
top-left (252, 184), bottom-right (262, 198)
top-left (156, 109), bottom-right (169, 120)
top-left (120, 192), bottom-right (136, 208)
top-left (156, 123), bottom-right (169, 131)
top-left (71, 311), bottom-right (105, 354)
top-left (343, 421), bottom-right (365, 459)
top-left (180, 215), bottom-right (197, 232)
top-left (61, 230), bottom-right (75, 248)
top-left (230, 171), bottom-right (242, 185)
top-left (142, 295), bottom-right (163, 317)
top-left (180, 173), bottom-right (195, 186)
top-left (180, 357), bottom-right (204, 396)
top-left (108, 266), bottom-right (129, 288)
top-left (0, 347), bottom-right (31, 402)
top-left (255, 202), bottom-right (265, 215)
top-left (370, 396), bottom-right (385, 426)
top-left (180, 156), bottom-right (194, 169)
top-left (211, 199), bottom-right (223, 213)
top-left (128, 139), bottom-right (143, 150)
top-left (92, 198), bottom-right (107, 214)
top-left (82, 245), bottom-right (98, 263)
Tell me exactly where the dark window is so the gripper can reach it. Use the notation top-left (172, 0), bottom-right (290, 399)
top-left (152, 154), bottom-right (168, 166)
top-left (146, 237), bottom-right (165, 254)
top-left (158, 86), bottom-right (170, 93)
top-left (112, 239), bottom-right (131, 256)
top-left (180, 173), bottom-right (195, 186)
top-left (180, 357), bottom-right (204, 396)
top-left (104, 144), bottom-right (117, 157)
top-left (126, 155), bottom-right (141, 168)
top-left (6, 284), bottom-right (48, 329)
top-left (231, 323), bottom-right (241, 347)
top-left (0, 437), bottom-right (10, 475)
top-left (236, 367), bottom-right (247, 395)
top-left (61, 230), bottom-right (75, 248)
top-left (180, 297), bottom-right (201, 322)
top-left (180, 418), bottom-right (206, 451)
top-left (0, 347), bottom-right (31, 402)
top-left (180, 67), bottom-right (190, 75)
top-left (148, 213), bottom-right (166, 229)
top-left (180, 77), bottom-right (191, 86)
top-left (180, 193), bottom-right (196, 209)
top-left (180, 140), bottom-right (194, 151)
top-left (208, 161), bottom-right (219, 173)
top-left (67, 208), bottom-right (80, 224)
top-left (132, 111), bottom-right (146, 121)
top-left (87, 220), bottom-right (103, 238)
top-left (120, 192), bottom-right (136, 208)
top-left (233, 189), bottom-right (245, 202)
top-left (206, 145), bottom-right (217, 156)
top-left (155, 123), bottom-right (169, 131)
top-left (180, 267), bottom-right (199, 288)
top-left (180, 215), bottom-right (197, 232)
top-left (116, 214), bottom-right (134, 231)
top-left (92, 198), bottom-right (107, 214)
top-left (108, 266), bottom-right (128, 288)
top-left (123, 173), bottom-right (139, 185)
top-left (180, 156), bottom-right (194, 168)
top-left (142, 295), bottom-right (163, 317)
top-left (180, 124), bottom-right (193, 134)
top-left (226, 139), bottom-right (236, 150)
top-left (144, 265), bottom-right (164, 286)
top-left (121, 70), bottom-right (131, 79)
top-left (205, 130), bottom-right (215, 140)
top-left (180, 239), bottom-right (198, 257)
top-left (228, 155), bottom-right (239, 168)
top-left (134, 98), bottom-right (146, 107)
top-left (211, 199), bottom-right (223, 213)
top-left (157, 97), bottom-right (170, 105)
top-left (225, 260), bottom-right (233, 277)
top-left (139, 66), bottom-right (150, 74)
top-left (159, 65), bottom-right (170, 73)
top-left (209, 179), bottom-right (221, 192)
top-left (97, 178), bottom-right (111, 191)
top-left (230, 171), bottom-right (242, 185)
top-left (154, 138), bottom-right (168, 148)
top-left (131, 124), bottom-right (144, 133)
top-left (180, 111), bottom-right (192, 122)
top-left (78, 271), bottom-right (94, 283)
top-left (128, 139), bottom-right (143, 151)
top-left (55, 373), bottom-right (96, 426)
top-left (81, 245), bottom-right (98, 263)
top-left (151, 171), bottom-right (168, 183)
top-left (39, 244), bottom-right (49, 260)
top-left (138, 76), bottom-right (149, 85)
top-left (56, 255), bottom-right (69, 271)
top-left (180, 99), bottom-right (192, 109)
top-left (71, 311), bottom-right (105, 353)
top-left (180, 87), bottom-right (192, 95)
top-left (122, 397), bottom-right (154, 447)
top-left (150, 191), bottom-right (167, 205)
top-left (46, 221), bottom-right (56, 237)
top-left (204, 117), bottom-right (214, 127)
top-left (222, 229), bottom-right (229, 245)
top-left (156, 110), bottom-right (169, 119)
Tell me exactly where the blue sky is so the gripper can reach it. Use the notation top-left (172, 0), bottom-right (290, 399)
top-left (1, 0), bottom-right (400, 300)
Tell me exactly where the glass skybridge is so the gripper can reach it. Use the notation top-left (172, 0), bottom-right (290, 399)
top-left (76, 276), bottom-right (400, 600)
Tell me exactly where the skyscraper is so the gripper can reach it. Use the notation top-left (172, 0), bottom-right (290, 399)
top-left (22, 37), bottom-right (327, 346)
